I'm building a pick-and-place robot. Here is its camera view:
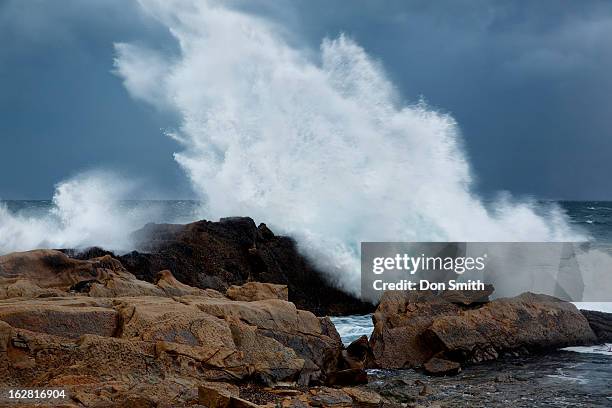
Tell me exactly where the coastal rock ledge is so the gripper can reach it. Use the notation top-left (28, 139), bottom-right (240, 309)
top-left (0, 250), bottom-right (372, 407)
top-left (369, 289), bottom-right (598, 373)
top-left (71, 217), bottom-right (374, 317)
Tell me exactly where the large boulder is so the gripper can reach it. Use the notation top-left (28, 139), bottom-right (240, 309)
top-left (427, 293), bottom-right (597, 363)
top-left (369, 290), bottom-right (597, 371)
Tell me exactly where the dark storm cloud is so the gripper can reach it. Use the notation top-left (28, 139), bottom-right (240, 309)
top-left (0, 0), bottom-right (184, 198)
top-left (1, 0), bottom-right (612, 199)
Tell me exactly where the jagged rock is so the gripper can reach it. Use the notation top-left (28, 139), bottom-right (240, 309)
top-left (226, 282), bottom-right (289, 302)
top-left (109, 217), bottom-right (373, 316)
top-left (369, 291), bottom-right (459, 368)
top-left (580, 309), bottom-right (612, 342)
top-left (155, 269), bottom-right (209, 297)
top-left (423, 357), bottom-right (461, 376)
top-left (181, 295), bottom-right (343, 384)
top-left (369, 290), bottom-right (597, 370)
top-left (0, 249), bottom-right (356, 407)
top-left (326, 335), bottom-right (370, 386)
top-left (0, 249), bottom-right (165, 299)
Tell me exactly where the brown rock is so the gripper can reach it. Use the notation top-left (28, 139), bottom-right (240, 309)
top-left (114, 296), bottom-right (234, 349)
top-left (0, 320), bottom-right (13, 352)
top-left (281, 397), bottom-right (311, 408)
top-left (414, 379), bottom-right (434, 396)
top-left (198, 382), bottom-right (240, 408)
top-left (227, 282), bottom-right (289, 302)
top-left (155, 269), bottom-right (207, 297)
top-left (369, 291), bottom-right (459, 368)
top-left (231, 396), bottom-right (263, 408)
top-left (0, 249), bottom-right (166, 299)
top-left (341, 387), bottom-right (382, 408)
top-left (423, 357), bottom-right (461, 376)
top-left (580, 309), bottom-right (612, 342)
top-left (229, 320), bottom-right (305, 385)
top-left (0, 248), bottom-right (358, 408)
top-left (308, 387), bottom-right (353, 407)
top-left (183, 295), bottom-right (343, 383)
top-left (0, 299), bottom-right (119, 339)
top-left (427, 293), bottom-right (597, 363)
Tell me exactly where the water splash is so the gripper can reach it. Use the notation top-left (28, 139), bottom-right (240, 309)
top-left (0, 171), bottom-right (160, 254)
top-left (113, 0), bottom-right (584, 295)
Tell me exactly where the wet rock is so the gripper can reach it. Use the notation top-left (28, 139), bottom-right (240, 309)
top-left (580, 309), bottom-right (612, 342)
top-left (494, 373), bottom-right (514, 383)
top-left (423, 357), bottom-right (461, 376)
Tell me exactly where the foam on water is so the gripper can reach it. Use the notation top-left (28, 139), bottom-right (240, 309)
top-left (330, 315), bottom-right (374, 346)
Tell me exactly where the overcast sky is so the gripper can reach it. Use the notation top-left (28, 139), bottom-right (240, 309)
top-left (1, 0), bottom-right (611, 200)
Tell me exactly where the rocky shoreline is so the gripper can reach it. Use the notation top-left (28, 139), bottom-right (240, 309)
top-left (64, 217), bottom-right (374, 317)
top-left (1, 218), bottom-right (611, 407)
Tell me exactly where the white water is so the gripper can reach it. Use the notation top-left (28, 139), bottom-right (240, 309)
top-left (111, 0), bottom-right (582, 295)
top-left (0, 172), bottom-right (161, 254)
top-left (330, 315), bottom-right (374, 346)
